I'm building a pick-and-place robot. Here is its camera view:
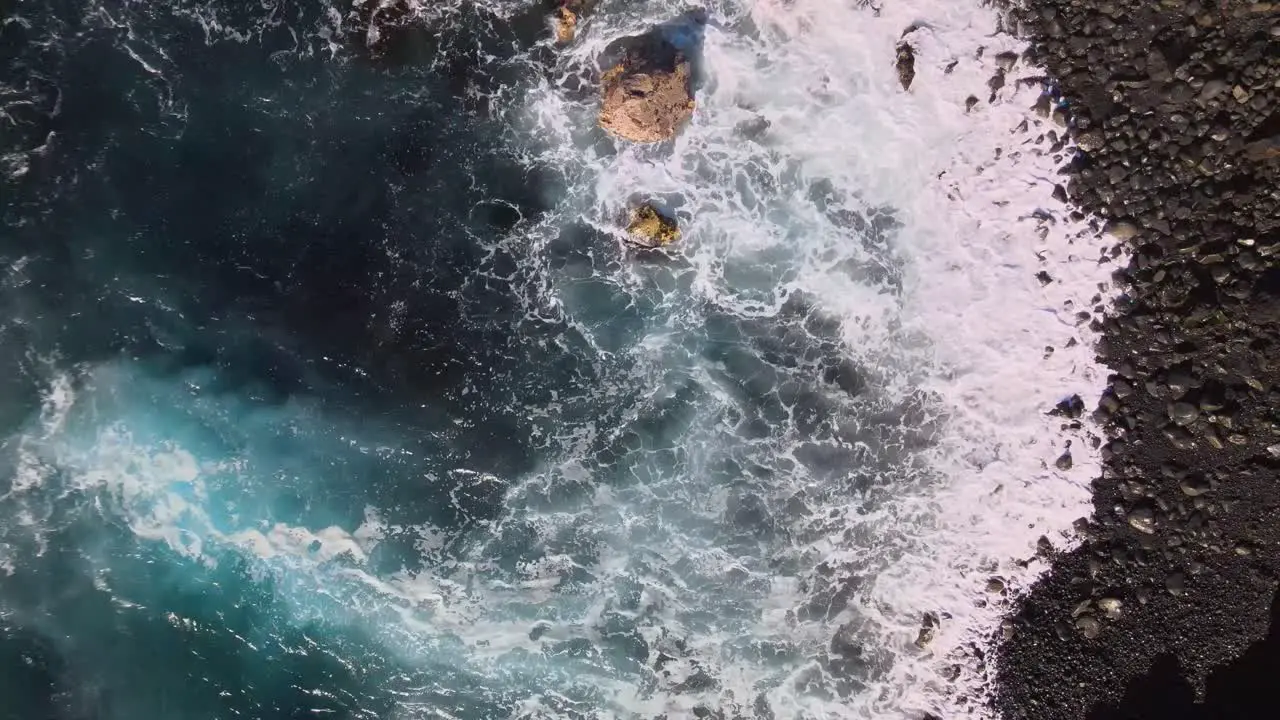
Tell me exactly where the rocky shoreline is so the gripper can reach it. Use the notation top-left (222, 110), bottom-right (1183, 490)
top-left (992, 1), bottom-right (1280, 718)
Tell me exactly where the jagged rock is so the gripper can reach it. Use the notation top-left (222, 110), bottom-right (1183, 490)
top-left (626, 204), bottom-right (680, 248)
top-left (914, 611), bottom-right (941, 648)
top-left (896, 42), bottom-right (916, 91)
top-left (553, 1), bottom-right (594, 44)
top-left (554, 7), bottom-right (577, 44)
top-left (599, 33), bottom-right (695, 143)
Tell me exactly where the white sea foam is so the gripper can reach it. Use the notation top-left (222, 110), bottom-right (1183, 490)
top-left (510, 0), bottom-right (1116, 717)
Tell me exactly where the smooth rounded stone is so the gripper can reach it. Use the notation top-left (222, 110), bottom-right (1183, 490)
top-left (1106, 220), bottom-right (1140, 240)
top-left (986, 578), bottom-right (1007, 594)
top-left (1166, 370), bottom-right (1196, 395)
top-left (1166, 572), bottom-right (1187, 596)
top-left (1099, 393), bottom-right (1122, 414)
top-left (1071, 599), bottom-right (1093, 618)
top-left (1203, 427), bottom-right (1225, 450)
top-left (1127, 507), bottom-right (1157, 535)
top-left (1097, 597), bottom-right (1123, 620)
top-left (1163, 424), bottom-right (1195, 449)
top-left (1055, 450), bottom-right (1074, 471)
top-left (1075, 615), bottom-right (1103, 639)
top-left (1179, 475), bottom-right (1213, 496)
top-left (1198, 79), bottom-right (1229, 103)
top-left (1076, 129), bottom-right (1105, 152)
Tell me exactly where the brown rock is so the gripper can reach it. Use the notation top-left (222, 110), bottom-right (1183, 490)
top-left (554, 7), bottom-right (577, 44)
top-left (599, 35), bottom-right (695, 143)
top-left (552, 1), bottom-right (596, 44)
top-left (626, 204), bottom-right (681, 248)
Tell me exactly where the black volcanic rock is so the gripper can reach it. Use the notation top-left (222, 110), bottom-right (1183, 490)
top-left (992, 1), bottom-right (1280, 719)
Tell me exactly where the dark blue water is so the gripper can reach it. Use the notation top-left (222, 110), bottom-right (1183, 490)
top-left (0, 1), bottom-right (604, 717)
top-left (0, 2), bottom-right (917, 718)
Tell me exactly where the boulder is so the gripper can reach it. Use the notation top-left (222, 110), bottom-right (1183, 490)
top-left (626, 204), bottom-right (681, 248)
top-left (599, 34), bottom-right (695, 143)
top-left (895, 41), bottom-right (915, 91)
top-left (554, 7), bottom-right (577, 44)
top-left (553, 1), bottom-right (595, 44)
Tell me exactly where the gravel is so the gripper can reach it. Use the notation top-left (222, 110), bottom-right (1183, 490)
top-left (989, 1), bottom-right (1280, 719)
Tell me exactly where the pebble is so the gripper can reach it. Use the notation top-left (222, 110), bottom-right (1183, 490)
top-left (1179, 475), bottom-right (1212, 496)
top-left (1168, 402), bottom-right (1199, 426)
top-left (1075, 615), bottom-right (1102, 639)
top-left (1127, 507), bottom-right (1156, 534)
top-left (1198, 79), bottom-right (1229, 103)
top-left (1071, 599), bottom-right (1093, 618)
top-left (1097, 598), bottom-right (1123, 620)
top-left (1055, 450), bottom-right (1074, 470)
top-left (1076, 130), bottom-right (1105, 152)
top-left (1105, 221), bottom-right (1140, 240)
top-left (1163, 425), bottom-right (1195, 449)
top-left (1166, 572), bottom-right (1186, 596)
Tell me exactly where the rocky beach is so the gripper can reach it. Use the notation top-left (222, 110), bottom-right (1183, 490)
top-left (4, 0), bottom-right (1278, 718)
top-left (993, 1), bottom-right (1280, 718)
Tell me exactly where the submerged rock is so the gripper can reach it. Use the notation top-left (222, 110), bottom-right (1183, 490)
top-left (599, 33), bottom-right (695, 142)
top-left (914, 611), bottom-right (941, 649)
top-left (626, 204), bottom-right (681, 248)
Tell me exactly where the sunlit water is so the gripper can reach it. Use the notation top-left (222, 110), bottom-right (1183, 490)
top-left (0, 1), bottom-right (1112, 718)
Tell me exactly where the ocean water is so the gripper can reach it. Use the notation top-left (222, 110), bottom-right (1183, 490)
top-left (0, 1), bottom-right (1114, 718)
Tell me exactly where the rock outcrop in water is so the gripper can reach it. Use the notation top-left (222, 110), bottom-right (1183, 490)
top-left (554, 7), bottom-right (577, 44)
top-left (625, 203), bottom-right (681, 248)
top-left (598, 33), bottom-right (695, 143)
top-left (895, 40), bottom-right (916, 91)
top-left (553, 1), bottom-right (595, 44)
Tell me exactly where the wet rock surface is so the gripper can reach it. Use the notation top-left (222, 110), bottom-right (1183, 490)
top-left (553, 0), bottom-right (596, 44)
top-left (993, 1), bottom-right (1280, 719)
top-left (625, 203), bottom-right (681, 248)
top-left (598, 31), bottom-right (696, 143)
